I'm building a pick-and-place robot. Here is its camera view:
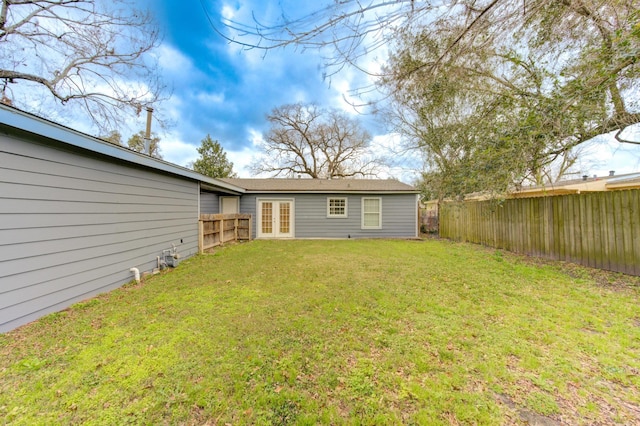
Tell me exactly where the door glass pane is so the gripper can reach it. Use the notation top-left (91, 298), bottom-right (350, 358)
top-left (279, 202), bottom-right (290, 234)
top-left (262, 202), bottom-right (272, 234)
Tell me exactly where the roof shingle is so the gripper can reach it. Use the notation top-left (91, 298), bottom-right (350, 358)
top-left (218, 178), bottom-right (417, 193)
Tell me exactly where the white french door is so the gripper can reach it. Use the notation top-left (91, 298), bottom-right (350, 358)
top-left (257, 199), bottom-right (294, 238)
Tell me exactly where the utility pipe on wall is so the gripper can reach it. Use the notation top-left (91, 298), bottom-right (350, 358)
top-left (129, 267), bottom-right (140, 283)
top-left (144, 107), bottom-right (153, 155)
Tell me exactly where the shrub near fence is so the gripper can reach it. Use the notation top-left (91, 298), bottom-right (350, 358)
top-left (439, 189), bottom-right (640, 276)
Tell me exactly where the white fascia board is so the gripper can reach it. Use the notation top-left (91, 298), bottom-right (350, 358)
top-left (0, 104), bottom-right (244, 195)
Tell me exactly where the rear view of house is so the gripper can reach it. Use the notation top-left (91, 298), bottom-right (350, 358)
top-left (0, 103), bottom-right (419, 332)
top-left (218, 178), bottom-right (419, 240)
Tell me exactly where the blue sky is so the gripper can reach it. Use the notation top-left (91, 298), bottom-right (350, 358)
top-left (127, 1), bottom-right (639, 180)
top-left (137, 0), bottom-right (409, 179)
top-left (4, 0), bottom-right (635, 181)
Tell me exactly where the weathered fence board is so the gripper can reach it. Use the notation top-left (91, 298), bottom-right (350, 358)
top-left (439, 190), bottom-right (640, 276)
top-left (199, 214), bottom-right (252, 253)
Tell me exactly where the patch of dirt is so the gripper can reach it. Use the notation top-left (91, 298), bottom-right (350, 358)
top-left (554, 380), bottom-right (640, 425)
top-left (500, 353), bottom-right (640, 424)
top-left (558, 262), bottom-right (640, 291)
top-left (495, 393), bottom-right (560, 426)
top-left (580, 327), bottom-right (603, 335)
top-left (419, 232), bottom-right (440, 239)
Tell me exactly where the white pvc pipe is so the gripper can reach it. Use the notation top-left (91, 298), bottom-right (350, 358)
top-left (129, 267), bottom-right (140, 283)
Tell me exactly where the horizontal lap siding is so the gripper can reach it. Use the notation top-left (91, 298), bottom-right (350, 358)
top-left (240, 193), bottom-right (417, 239)
top-left (200, 192), bottom-right (219, 214)
top-left (0, 134), bottom-right (199, 332)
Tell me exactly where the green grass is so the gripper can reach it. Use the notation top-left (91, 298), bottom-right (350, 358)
top-left (1, 239), bottom-right (639, 425)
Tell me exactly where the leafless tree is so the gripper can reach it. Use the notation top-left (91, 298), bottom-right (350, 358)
top-left (222, 0), bottom-right (640, 196)
top-left (0, 0), bottom-right (164, 130)
top-left (252, 103), bottom-right (381, 178)
top-left (217, 0), bottom-right (422, 79)
top-left (221, 0), bottom-right (640, 144)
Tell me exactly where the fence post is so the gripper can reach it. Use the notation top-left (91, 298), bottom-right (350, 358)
top-left (234, 217), bottom-right (239, 241)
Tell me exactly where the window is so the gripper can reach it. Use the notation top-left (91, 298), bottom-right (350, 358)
top-left (220, 196), bottom-right (239, 214)
top-left (361, 197), bottom-right (381, 229)
top-left (327, 197), bottom-right (348, 218)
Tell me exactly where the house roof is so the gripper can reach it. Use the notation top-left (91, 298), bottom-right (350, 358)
top-left (0, 103), bottom-right (244, 195)
top-left (219, 178), bottom-right (418, 193)
top-left (605, 173), bottom-right (640, 189)
top-left (510, 172), bottom-right (640, 198)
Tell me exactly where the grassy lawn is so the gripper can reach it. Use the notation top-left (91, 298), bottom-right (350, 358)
top-left (1, 239), bottom-right (639, 425)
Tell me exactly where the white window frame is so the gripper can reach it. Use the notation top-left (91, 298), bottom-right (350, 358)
top-left (327, 197), bottom-right (348, 218)
top-left (361, 197), bottom-right (382, 229)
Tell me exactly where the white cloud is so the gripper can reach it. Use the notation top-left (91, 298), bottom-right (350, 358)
top-left (160, 136), bottom-right (199, 167)
top-left (195, 91), bottom-right (225, 104)
top-left (159, 127), bottom-right (259, 177)
top-left (248, 128), bottom-right (264, 147)
top-left (226, 128), bottom-right (263, 177)
top-left (227, 147), bottom-right (256, 177)
top-left (581, 133), bottom-right (640, 177)
top-left (369, 133), bottom-right (420, 183)
top-left (156, 44), bottom-right (195, 76)
top-left (161, 94), bottom-right (185, 123)
top-left (220, 4), bottom-right (236, 20)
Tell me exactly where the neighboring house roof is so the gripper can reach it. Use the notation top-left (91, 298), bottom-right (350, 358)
top-left (605, 173), bottom-right (640, 190)
top-left (219, 178), bottom-right (418, 193)
top-left (0, 103), bottom-right (244, 195)
top-left (510, 172), bottom-right (640, 198)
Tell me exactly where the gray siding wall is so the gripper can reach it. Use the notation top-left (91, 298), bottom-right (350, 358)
top-left (239, 193), bottom-right (417, 239)
top-left (200, 192), bottom-right (219, 214)
top-left (0, 133), bottom-right (199, 332)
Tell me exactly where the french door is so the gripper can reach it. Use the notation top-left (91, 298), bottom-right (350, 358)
top-left (258, 199), bottom-right (294, 238)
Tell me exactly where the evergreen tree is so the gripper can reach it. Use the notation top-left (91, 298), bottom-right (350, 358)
top-left (127, 131), bottom-right (162, 159)
top-left (100, 130), bottom-right (122, 146)
top-left (191, 135), bottom-right (237, 178)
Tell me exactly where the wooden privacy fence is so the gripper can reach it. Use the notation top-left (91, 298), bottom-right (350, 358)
top-left (199, 214), bottom-right (252, 253)
top-left (439, 190), bottom-right (640, 276)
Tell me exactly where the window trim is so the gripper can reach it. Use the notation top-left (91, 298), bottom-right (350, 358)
top-left (326, 197), bottom-right (348, 218)
top-left (361, 197), bottom-right (382, 229)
